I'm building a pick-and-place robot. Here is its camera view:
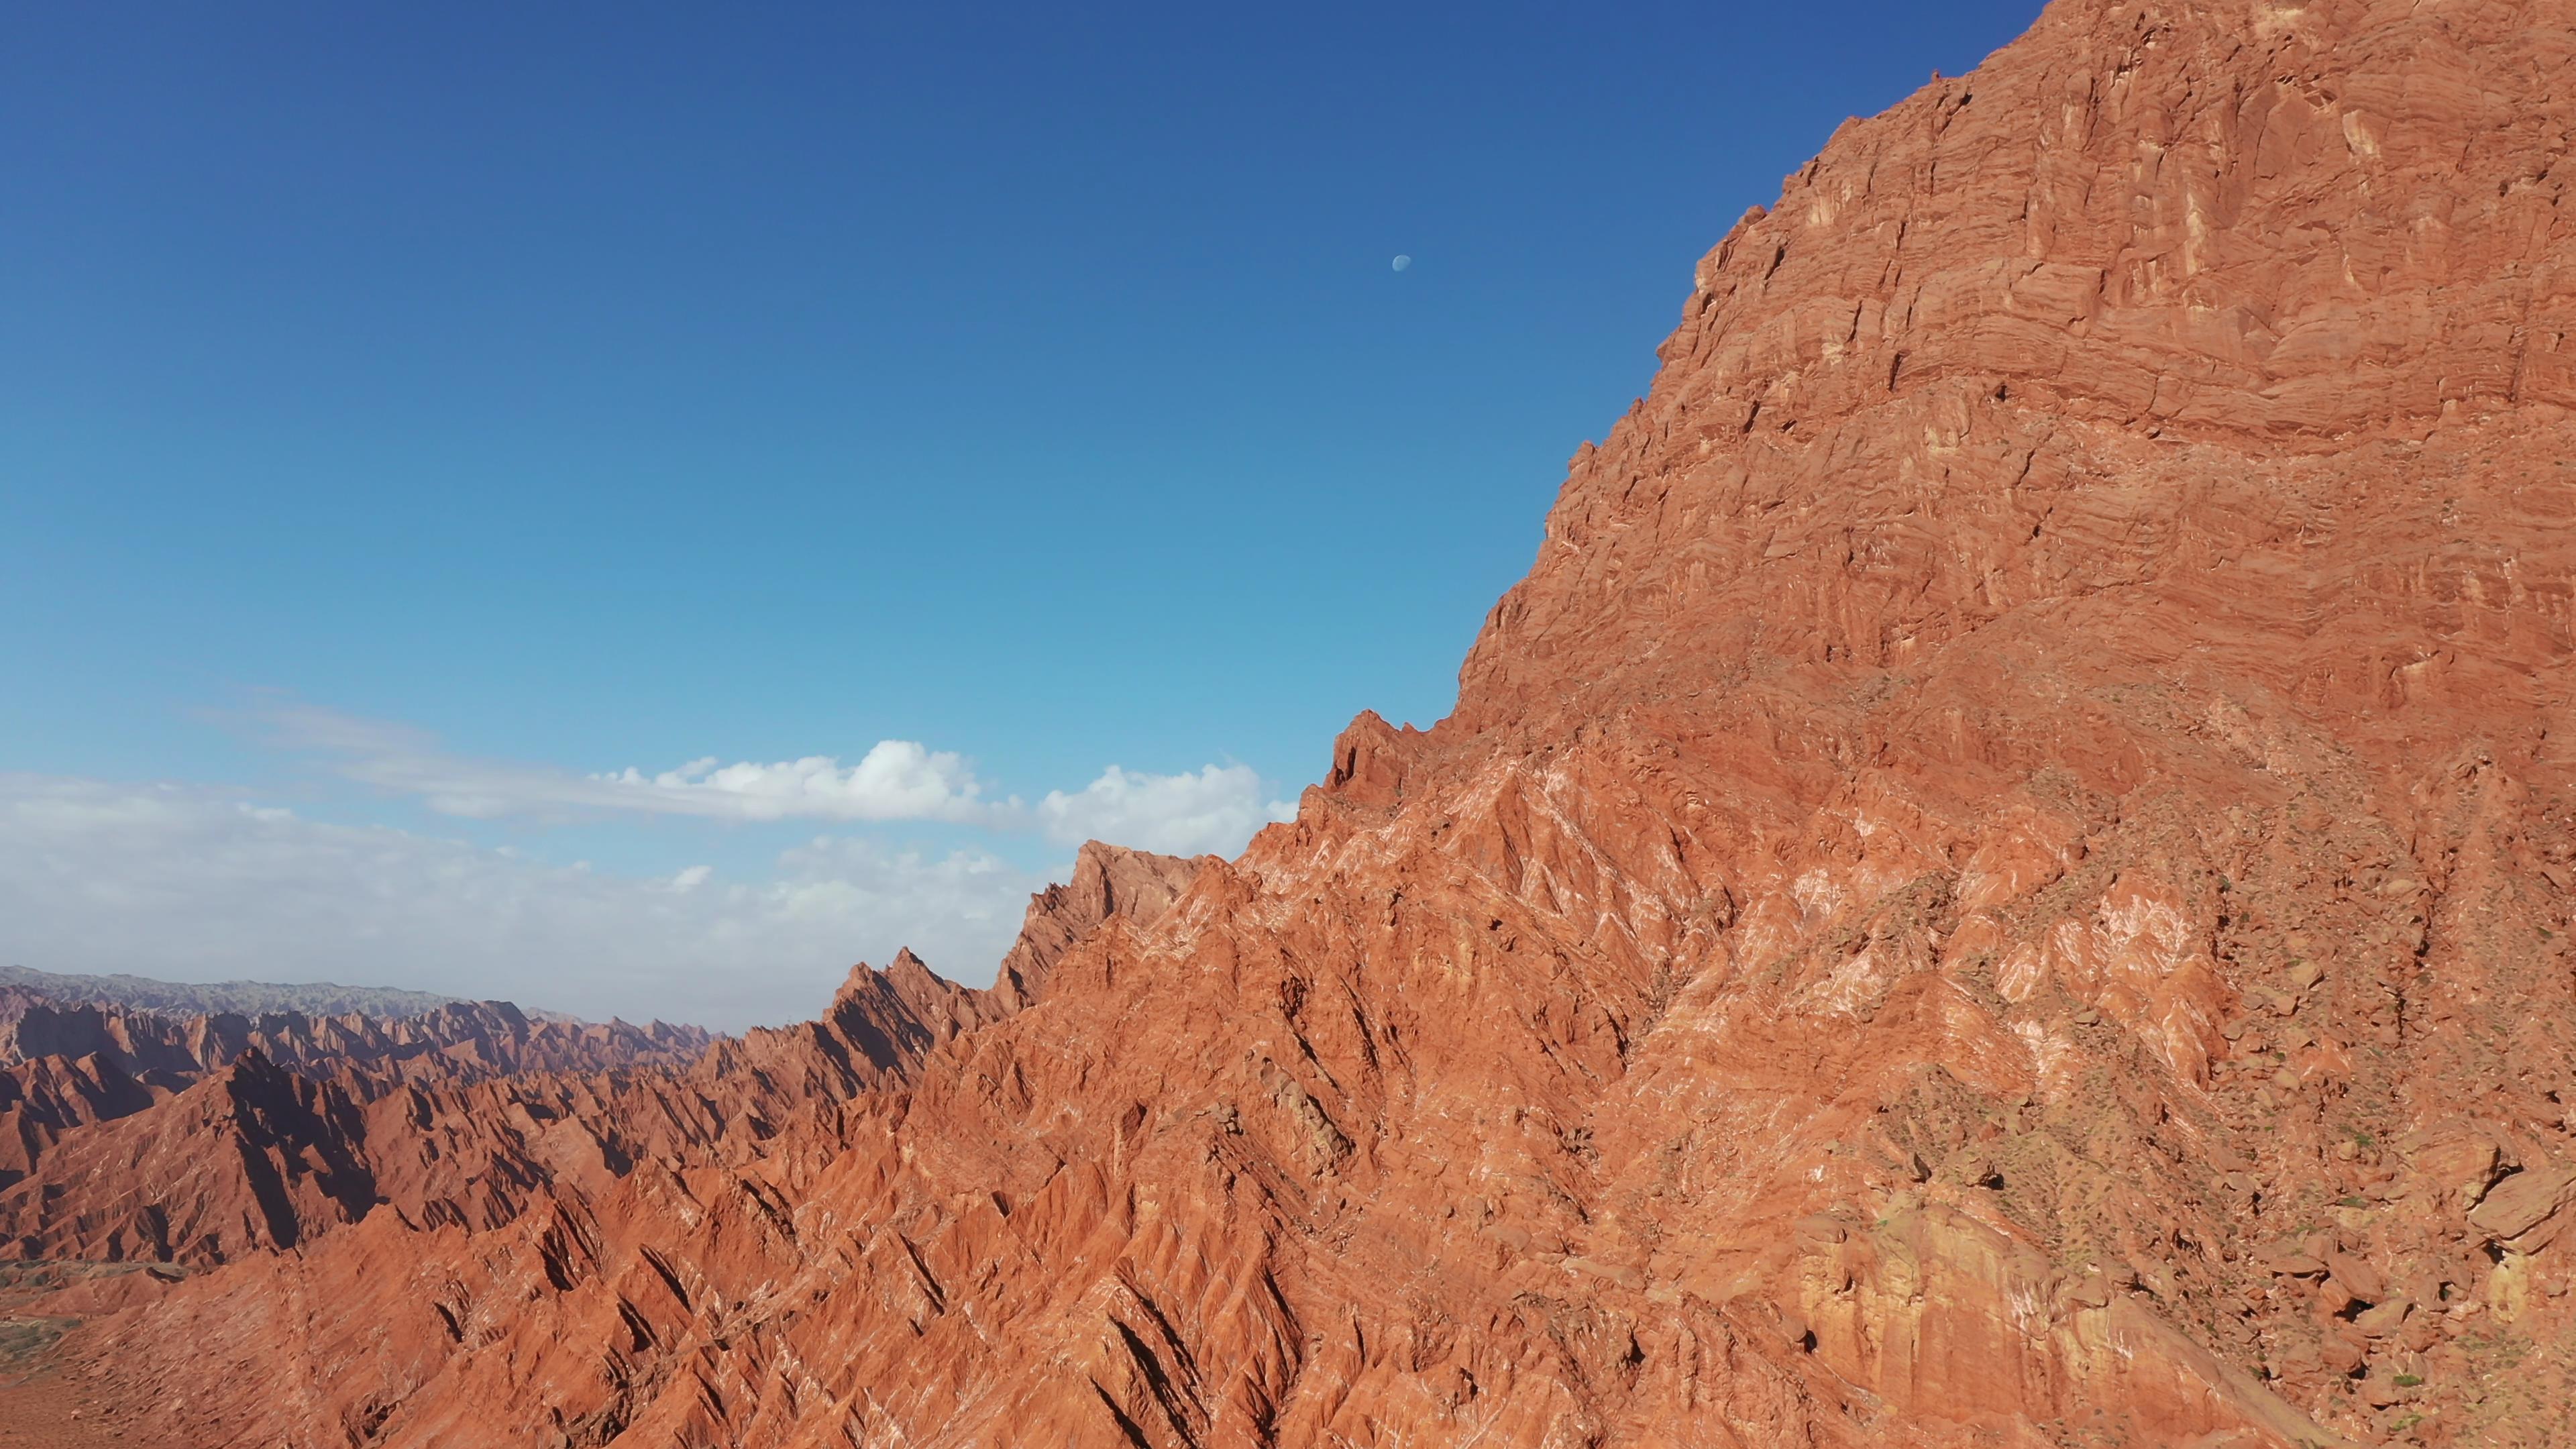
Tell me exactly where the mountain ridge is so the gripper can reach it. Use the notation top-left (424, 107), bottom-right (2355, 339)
top-left (0, 963), bottom-right (507, 1022)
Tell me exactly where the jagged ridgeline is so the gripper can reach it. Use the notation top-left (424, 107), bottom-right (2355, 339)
top-left (0, 963), bottom-right (476, 1021)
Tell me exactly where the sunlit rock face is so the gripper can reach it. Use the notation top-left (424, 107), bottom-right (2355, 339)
top-left (17, 1), bottom-right (2576, 1444)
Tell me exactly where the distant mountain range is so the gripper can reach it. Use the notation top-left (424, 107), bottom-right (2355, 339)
top-left (0, 963), bottom-right (480, 1020)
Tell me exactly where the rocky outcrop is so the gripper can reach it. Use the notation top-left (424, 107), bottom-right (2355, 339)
top-left (681, 950), bottom-right (1001, 1134)
top-left (994, 840), bottom-right (1208, 1007)
top-left (25, 0), bottom-right (2576, 1445)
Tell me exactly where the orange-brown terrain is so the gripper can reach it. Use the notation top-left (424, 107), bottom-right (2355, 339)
top-left (9, 0), bottom-right (2576, 1442)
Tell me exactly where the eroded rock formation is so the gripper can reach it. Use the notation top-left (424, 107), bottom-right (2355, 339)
top-left (0, 996), bottom-right (710, 1083)
top-left (0, 996), bottom-right (713, 1206)
top-left (11, 0), bottom-right (2576, 1443)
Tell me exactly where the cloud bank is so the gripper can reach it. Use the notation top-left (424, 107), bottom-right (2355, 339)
top-left (1038, 764), bottom-right (1295, 857)
top-left (0, 773), bottom-right (1049, 1030)
top-left (264, 704), bottom-right (1297, 857)
top-left (592, 743), bottom-right (996, 822)
top-left (8, 709), bottom-right (1309, 1024)
top-left (268, 708), bottom-right (1002, 824)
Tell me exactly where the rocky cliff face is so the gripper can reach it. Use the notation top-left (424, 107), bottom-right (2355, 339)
top-left (995, 841), bottom-right (1211, 1008)
top-left (14, 1), bottom-right (2576, 1444)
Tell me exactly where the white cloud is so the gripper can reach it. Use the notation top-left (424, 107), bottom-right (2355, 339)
top-left (1036, 763), bottom-right (1296, 857)
top-left (594, 741), bottom-right (1000, 822)
top-left (0, 774), bottom-right (1053, 1031)
top-left (261, 706), bottom-right (1006, 825)
top-left (252, 704), bottom-right (1299, 858)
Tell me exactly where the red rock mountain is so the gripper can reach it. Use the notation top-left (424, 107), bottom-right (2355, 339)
top-left (11, 0), bottom-right (2576, 1444)
top-left (0, 998), bottom-right (711, 1204)
top-left (0, 995), bottom-right (710, 1084)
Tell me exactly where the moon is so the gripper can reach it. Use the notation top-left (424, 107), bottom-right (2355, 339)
top-left (1391, 255), bottom-right (1412, 272)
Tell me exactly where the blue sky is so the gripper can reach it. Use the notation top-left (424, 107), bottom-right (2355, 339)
top-left (1, 1), bottom-right (2045, 1027)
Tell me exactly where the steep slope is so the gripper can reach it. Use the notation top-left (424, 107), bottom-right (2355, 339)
top-left (34, 1), bottom-right (2576, 1446)
top-left (994, 841), bottom-right (1212, 1007)
top-left (0, 1051), bottom-right (164, 1193)
top-left (686, 844), bottom-right (1203, 1132)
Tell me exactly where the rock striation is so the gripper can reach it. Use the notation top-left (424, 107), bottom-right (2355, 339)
top-left (15, 0), bottom-right (2576, 1444)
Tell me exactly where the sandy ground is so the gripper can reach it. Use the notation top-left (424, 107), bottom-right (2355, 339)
top-left (0, 1364), bottom-right (134, 1448)
top-left (0, 1264), bottom-right (180, 1448)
